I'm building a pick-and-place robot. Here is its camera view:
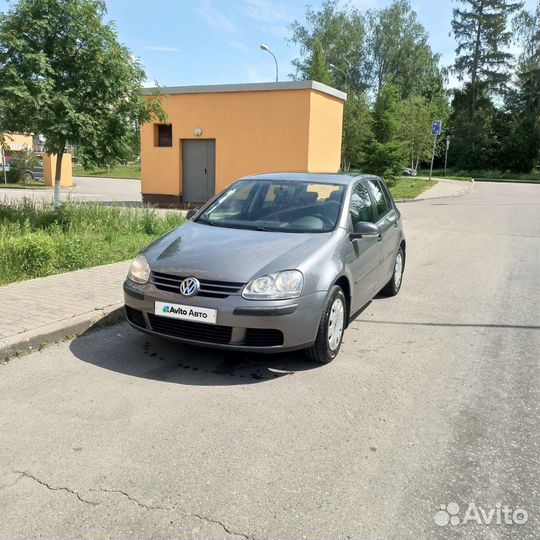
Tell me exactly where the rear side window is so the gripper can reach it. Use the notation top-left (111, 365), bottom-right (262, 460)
top-left (350, 182), bottom-right (375, 224)
top-left (367, 179), bottom-right (391, 219)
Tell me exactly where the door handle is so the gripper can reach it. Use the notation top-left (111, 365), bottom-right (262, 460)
top-left (204, 168), bottom-right (207, 174)
top-left (377, 233), bottom-right (383, 242)
top-left (393, 221), bottom-right (398, 228)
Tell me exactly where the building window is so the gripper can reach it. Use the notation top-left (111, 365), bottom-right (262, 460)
top-left (155, 124), bottom-right (172, 147)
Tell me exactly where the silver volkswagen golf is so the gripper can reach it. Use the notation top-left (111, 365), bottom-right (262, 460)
top-left (124, 173), bottom-right (405, 363)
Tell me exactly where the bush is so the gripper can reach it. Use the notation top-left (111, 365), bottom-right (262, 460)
top-left (0, 200), bottom-right (185, 284)
top-left (1, 232), bottom-right (55, 279)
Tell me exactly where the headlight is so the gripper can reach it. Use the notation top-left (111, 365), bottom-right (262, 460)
top-left (243, 270), bottom-right (303, 300)
top-left (127, 254), bottom-right (150, 284)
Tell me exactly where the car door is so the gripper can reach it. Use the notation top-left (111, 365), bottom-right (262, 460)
top-left (366, 178), bottom-right (399, 284)
top-left (346, 180), bottom-right (382, 311)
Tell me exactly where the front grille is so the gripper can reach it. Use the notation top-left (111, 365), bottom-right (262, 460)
top-left (151, 271), bottom-right (245, 299)
top-left (245, 328), bottom-right (284, 347)
top-left (125, 306), bottom-right (146, 328)
top-left (147, 314), bottom-right (232, 344)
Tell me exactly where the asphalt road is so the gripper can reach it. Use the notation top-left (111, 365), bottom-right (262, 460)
top-left (1, 181), bottom-right (539, 540)
top-left (0, 176), bottom-right (142, 204)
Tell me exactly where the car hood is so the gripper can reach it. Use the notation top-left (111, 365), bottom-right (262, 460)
top-left (144, 221), bottom-right (333, 282)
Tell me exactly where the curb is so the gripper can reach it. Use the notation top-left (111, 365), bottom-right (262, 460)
top-left (0, 303), bottom-right (125, 362)
top-left (473, 178), bottom-right (539, 185)
top-left (395, 178), bottom-right (475, 204)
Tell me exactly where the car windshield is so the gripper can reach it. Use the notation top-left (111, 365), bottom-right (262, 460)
top-left (195, 179), bottom-right (346, 233)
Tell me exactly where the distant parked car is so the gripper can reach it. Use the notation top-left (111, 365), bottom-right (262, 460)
top-left (124, 173), bottom-right (406, 364)
top-left (0, 156), bottom-right (43, 182)
top-left (403, 167), bottom-right (417, 177)
top-left (21, 161), bottom-right (44, 182)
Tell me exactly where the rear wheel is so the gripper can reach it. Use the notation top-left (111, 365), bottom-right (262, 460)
top-left (21, 171), bottom-right (34, 183)
top-left (381, 245), bottom-right (405, 297)
top-left (305, 285), bottom-right (346, 364)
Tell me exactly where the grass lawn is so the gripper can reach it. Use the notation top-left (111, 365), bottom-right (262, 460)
top-left (389, 177), bottom-right (437, 199)
top-left (72, 164), bottom-right (141, 179)
top-left (0, 182), bottom-right (47, 189)
top-left (0, 200), bottom-right (184, 285)
top-left (422, 169), bottom-right (539, 182)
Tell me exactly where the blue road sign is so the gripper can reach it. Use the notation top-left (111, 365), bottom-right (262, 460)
top-left (432, 120), bottom-right (442, 136)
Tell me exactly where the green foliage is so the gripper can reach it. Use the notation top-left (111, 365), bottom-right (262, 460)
top-left (365, 84), bottom-right (407, 184)
top-left (341, 94), bottom-right (373, 170)
top-left (307, 38), bottom-right (332, 85)
top-left (452, 0), bottom-right (522, 100)
top-left (6, 149), bottom-right (38, 183)
top-left (289, 0), bottom-right (367, 92)
top-left (367, 0), bottom-right (444, 99)
top-left (0, 0), bottom-right (165, 178)
top-left (0, 200), bottom-right (185, 284)
top-left (72, 163), bottom-right (140, 179)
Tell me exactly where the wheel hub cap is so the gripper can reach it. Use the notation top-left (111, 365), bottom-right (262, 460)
top-left (328, 297), bottom-right (344, 351)
top-left (394, 252), bottom-right (403, 288)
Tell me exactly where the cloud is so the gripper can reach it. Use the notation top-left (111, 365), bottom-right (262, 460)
top-left (144, 46), bottom-right (181, 53)
top-left (227, 41), bottom-right (249, 52)
top-left (197, 0), bottom-right (237, 33)
top-left (243, 0), bottom-right (292, 22)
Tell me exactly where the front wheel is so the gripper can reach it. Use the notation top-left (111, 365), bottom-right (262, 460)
top-left (305, 285), bottom-right (346, 364)
top-left (381, 245), bottom-right (405, 297)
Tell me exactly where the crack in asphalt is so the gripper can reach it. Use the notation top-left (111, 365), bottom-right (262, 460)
top-left (6, 471), bottom-right (254, 539)
top-left (88, 487), bottom-right (167, 511)
top-left (12, 471), bottom-right (100, 505)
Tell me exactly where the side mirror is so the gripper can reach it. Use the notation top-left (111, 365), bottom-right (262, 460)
top-left (350, 221), bottom-right (379, 240)
top-left (186, 209), bottom-right (198, 220)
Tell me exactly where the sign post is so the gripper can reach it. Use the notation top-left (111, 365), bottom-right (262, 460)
top-left (429, 120), bottom-right (442, 181)
top-left (444, 136), bottom-right (451, 176)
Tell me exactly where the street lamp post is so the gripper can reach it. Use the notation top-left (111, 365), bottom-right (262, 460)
top-left (329, 63), bottom-right (348, 87)
top-left (260, 44), bottom-right (278, 83)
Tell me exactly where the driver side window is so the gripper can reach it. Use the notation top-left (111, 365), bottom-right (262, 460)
top-left (350, 182), bottom-right (375, 224)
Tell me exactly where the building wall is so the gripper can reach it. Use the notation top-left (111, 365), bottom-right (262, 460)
top-left (307, 91), bottom-right (344, 172)
top-left (141, 87), bottom-right (344, 203)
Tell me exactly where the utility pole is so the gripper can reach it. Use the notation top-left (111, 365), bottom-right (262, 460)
top-left (444, 136), bottom-right (451, 176)
top-left (429, 120), bottom-right (442, 181)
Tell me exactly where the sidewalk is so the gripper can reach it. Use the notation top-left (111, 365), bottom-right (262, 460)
top-left (0, 261), bottom-right (130, 360)
top-left (410, 177), bottom-right (473, 201)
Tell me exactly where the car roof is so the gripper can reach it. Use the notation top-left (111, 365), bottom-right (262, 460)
top-left (240, 172), bottom-right (380, 186)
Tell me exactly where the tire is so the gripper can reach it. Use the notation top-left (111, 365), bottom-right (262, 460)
top-left (22, 171), bottom-right (34, 183)
top-left (305, 285), bottom-right (346, 364)
top-left (381, 245), bottom-right (405, 297)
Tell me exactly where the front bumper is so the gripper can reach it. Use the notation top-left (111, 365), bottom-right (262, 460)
top-left (123, 279), bottom-right (326, 352)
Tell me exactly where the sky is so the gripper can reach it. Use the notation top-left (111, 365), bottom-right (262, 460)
top-left (0, 0), bottom-right (537, 88)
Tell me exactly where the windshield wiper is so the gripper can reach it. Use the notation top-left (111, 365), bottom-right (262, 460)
top-left (196, 217), bottom-right (217, 226)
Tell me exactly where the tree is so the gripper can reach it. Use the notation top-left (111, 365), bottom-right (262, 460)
top-left (452, 0), bottom-right (523, 116)
top-left (289, 0), bottom-right (368, 93)
top-left (307, 38), bottom-right (332, 85)
top-left (366, 0), bottom-right (444, 99)
top-left (365, 83), bottom-right (406, 183)
top-left (398, 95), bottom-right (448, 171)
top-left (0, 0), bottom-right (165, 207)
top-left (341, 94), bottom-right (374, 171)
top-left (447, 82), bottom-right (497, 170)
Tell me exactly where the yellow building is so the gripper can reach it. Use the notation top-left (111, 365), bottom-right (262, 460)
top-left (141, 81), bottom-right (346, 205)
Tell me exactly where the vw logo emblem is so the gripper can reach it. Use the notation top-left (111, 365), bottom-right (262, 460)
top-left (179, 277), bottom-right (200, 297)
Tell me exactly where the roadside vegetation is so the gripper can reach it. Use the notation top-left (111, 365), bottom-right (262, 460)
top-left (389, 177), bottom-right (437, 199)
top-left (0, 182), bottom-right (46, 189)
top-left (72, 164), bottom-right (141, 180)
top-left (422, 169), bottom-right (539, 182)
top-left (0, 201), bottom-right (184, 285)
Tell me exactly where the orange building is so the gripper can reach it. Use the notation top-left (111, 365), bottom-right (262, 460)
top-left (141, 81), bottom-right (346, 206)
